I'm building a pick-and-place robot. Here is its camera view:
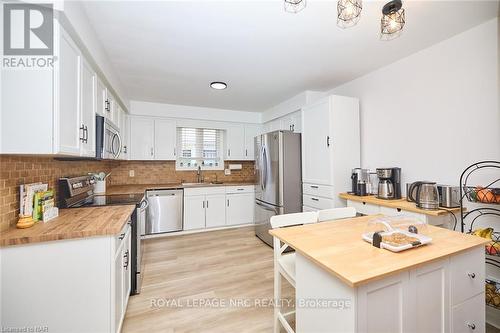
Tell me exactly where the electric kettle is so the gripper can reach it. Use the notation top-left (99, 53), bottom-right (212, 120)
top-left (408, 181), bottom-right (440, 210)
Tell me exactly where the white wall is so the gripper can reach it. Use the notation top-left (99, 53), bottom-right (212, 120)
top-left (130, 100), bottom-right (261, 124)
top-left (325, 18), bottom-right (499, 188)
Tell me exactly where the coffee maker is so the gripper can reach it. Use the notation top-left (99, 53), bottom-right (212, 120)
top-left (376, 167), bottom-right (402, 200)
top-left (351, 168), bottom-right (369, 196)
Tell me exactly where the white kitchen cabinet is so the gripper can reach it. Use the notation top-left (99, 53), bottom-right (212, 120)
top-left (122, 229), bottom-right (131, 312)
top-left (184, 196), bottom-right (207, 230)
top-left (130, 117), bottom-right (155, 160)
top-left (2, 218), bottom-right (133, 333)
top-left (451, 293), bottom-right (485, 333)
top-left (56, 28), bottom-right (81, 155)
top-left (95, 76), bottom-right (107, 117)
top-left (105, 91), bottom-right (116, 127)
top-left (226, 193), bottom-right (255, 225)
top-left (302, 95), bottom-right (360, 207)
top-left (120, 112), bottom-right (130, 160)
top-left (280, 110), bottom-right (302, 133)
top-left (225, 125), bottom-right (246, 160)
top-left (243, 124), bottom-right (261, 160)
top-left (80, 57), bottom-right (96, 157)
top-left (154, 119), bottom-right (177, 160)
top-left (0, 22), bottom-right (125, 157)
top-left (205, 194), bottom-right (227, 228)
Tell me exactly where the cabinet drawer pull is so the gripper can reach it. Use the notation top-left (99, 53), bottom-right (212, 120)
top-left (227, 199), bottom-right (229, 207)
top-left (119, 233), bottom-right (125, 240)
top-left (206, 200), bottom-right (208, 208)
top-left (311, 198), bottom-right (319, 202)
top-left (310, 185), bottom-right (319, 189)
top-left (467, 272), bottom-right (476, 279)
top-left (397, 208), bottom-right (402, 212)
top-left (467, 323), bottom-right (476, 330)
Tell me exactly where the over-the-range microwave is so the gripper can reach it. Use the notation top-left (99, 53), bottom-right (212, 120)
top-left (96, 115), bottom-right (122, 159)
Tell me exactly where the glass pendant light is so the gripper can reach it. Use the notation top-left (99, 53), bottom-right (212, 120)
top-left (284, 0), bottom-right (306, 14)
top-left (337, 0), bottom-right (362, 28)
top-left (380, 0), bottom-right (405, 40)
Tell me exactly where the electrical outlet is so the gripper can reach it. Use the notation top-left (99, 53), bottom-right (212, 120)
top-left (224, 169), bottom-right (231, 176)
top-left (129, 170), bottom-right (135, 177)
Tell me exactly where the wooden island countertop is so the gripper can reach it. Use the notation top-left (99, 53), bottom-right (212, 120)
top-left (339, 192), bottom-right (462, 216)
top-left (0, 205), bottom-right (135, 247)
top-left (269, 215), bottom-right (488, 287)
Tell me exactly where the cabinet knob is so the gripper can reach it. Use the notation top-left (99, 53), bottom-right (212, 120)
top-left (467, 323), bottom-right (476, 330)
top-left (467, 272), bottom-right (476, 279)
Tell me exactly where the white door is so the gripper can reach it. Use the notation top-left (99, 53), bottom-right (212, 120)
top-left (122, 229), bottom-right (131, 310)
top-left (244, 125), bottom-right (260, 161)
top-left (412, 259), bottom-right (449, 333)
top-left (205, 194), bottom-right (226, 228)
top-left (154, 119), bottom-right (176, 160)
top-left (121, 113), bottom-right (129, 160)
top-left (113, 246), bottom-right (124, 333)
top-left (95, 77), bottom-right (106, 117)
top-left (57, 29), bottom-right (81, 155)
top-left (225, 125), bottom-right (245, 160)
top-left (290, 111), bottom-right (302, 133)
top-left (130, 117), bottom-right (155, 160)
top-left (183, 196), bottom-right (206, 230)
top-left (226, 193), bottom-right (254, 225)
top-left (80, 58), bottom-right (95, 157)
top-left (302, 99), bottom-right (332, 185)
top-left (107, 92), bottom-right (116, 126)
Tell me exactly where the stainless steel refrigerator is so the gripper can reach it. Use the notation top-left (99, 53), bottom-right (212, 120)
top-left (254, 130), bottom-right (302, 247)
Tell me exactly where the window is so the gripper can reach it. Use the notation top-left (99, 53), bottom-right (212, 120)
top-left (176, 127), bottom-right (223, 170)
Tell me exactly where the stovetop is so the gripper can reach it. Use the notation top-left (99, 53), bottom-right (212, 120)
top-left (69, 193), bottom-right (145, 208)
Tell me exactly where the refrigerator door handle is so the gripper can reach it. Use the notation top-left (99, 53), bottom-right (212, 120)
top-left (255, 200), bottom-right (278, 214)
top-left (262, 146), bottom-right (268, 190)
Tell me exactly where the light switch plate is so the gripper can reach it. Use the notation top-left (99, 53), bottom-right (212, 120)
top-left (224, 169), bottom-right (231, 176)
top-left (129, 170), bottom-right (135, 177)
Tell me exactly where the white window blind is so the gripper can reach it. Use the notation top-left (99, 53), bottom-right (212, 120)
top-left (176, 127), bottom-right (223, 169)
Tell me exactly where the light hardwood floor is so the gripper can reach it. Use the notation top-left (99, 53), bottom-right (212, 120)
top-left (122, 226), bottom-right (293, 333)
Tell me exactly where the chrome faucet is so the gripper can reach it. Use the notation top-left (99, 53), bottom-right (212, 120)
top-left (197, 166), bottom-right (204, 183)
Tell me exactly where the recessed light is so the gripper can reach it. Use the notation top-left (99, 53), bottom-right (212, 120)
top-left (210, 81), bottom-right (227, 90)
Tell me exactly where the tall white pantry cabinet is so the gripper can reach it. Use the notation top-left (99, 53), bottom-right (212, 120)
top-left (301, 95), bottom-right (360, 211)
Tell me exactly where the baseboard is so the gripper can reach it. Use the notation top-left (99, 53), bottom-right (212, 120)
top-left (141, 223), bottom-right (255, 239)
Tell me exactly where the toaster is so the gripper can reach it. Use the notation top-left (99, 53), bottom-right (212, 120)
top-left (437, 185), bottom-right (460, 208)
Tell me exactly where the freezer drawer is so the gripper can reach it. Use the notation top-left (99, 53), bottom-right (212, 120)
top-left (146, 189), bottom-right (183, 234)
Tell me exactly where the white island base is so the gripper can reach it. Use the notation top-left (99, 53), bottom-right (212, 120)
top-left (295, 247), bottom-right (486, 333)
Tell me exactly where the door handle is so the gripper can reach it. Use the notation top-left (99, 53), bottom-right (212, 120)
top-left (227, 199), bottom-right (229, 207)
top-left (79, 125), bottom-right (85, 142)
top-left (228, 149), bottom-right (231, 157)
top-left (327, 136), bottom-right (330, 147)
top-left (203, 201), bottom-right (205, 209)
top-left (206, 200), bottom-right (208, 208)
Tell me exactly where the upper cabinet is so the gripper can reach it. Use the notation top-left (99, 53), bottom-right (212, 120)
top-left (154, 119), bottom-right (177, 160)
top-left (225, 125), bottom-right (246, 160)
top-left (244, 124), bottom-right (261, 160)
top-left (130, 117), bottom-right (155, 160)
top-left (263, 110), bottom-right (302, 134)
top-left (0, 21), bottom-right (127, 158)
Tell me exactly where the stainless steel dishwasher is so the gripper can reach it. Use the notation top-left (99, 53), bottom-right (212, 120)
top-left (145, 189), bottom-right (183, 234)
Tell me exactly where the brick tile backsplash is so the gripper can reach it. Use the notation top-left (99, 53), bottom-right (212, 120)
top-left (0, 155), bottom-right (255, 231)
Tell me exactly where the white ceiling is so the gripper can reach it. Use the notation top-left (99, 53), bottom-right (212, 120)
top-left (82, 0), bottom-right (498, 112)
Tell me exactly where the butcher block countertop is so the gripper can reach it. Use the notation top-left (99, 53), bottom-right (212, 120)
top-left (269, 215), bottom-right (488, 287)
top-left (339, 193), bottom-right (462, 216)
top-left (106, 182), bottom-right (257, 195)
top-left (0, 205), bottom-right (135, 247)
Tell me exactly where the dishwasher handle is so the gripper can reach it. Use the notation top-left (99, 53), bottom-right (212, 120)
top-left (147, 189), bottom-right (183, 197)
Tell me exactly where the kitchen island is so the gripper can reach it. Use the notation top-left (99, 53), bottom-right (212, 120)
top-left (269, 215), bottom-right (488, 333)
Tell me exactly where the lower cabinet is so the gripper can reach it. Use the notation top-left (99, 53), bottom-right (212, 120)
top-left (226, 193), bottom-right (255, 225)
top-left (206, 194), bottom-right (227, 228)
top-left (1, 217), bottom-right (133, 333)
top-left (183, 186), bottom-right (255, 230)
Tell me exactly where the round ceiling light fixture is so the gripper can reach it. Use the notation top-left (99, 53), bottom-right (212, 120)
top-left (380, 0), bottom-right (405, 40)
top-left (337, 0), bottom-right (362, 29)
top-left (284, 0), bottom-right (306, 14)
top-left (210, 81), bottom-right (227, 90)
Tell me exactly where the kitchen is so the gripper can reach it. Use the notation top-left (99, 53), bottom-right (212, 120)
top-left (1, 1), bottom-right (499, 332)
